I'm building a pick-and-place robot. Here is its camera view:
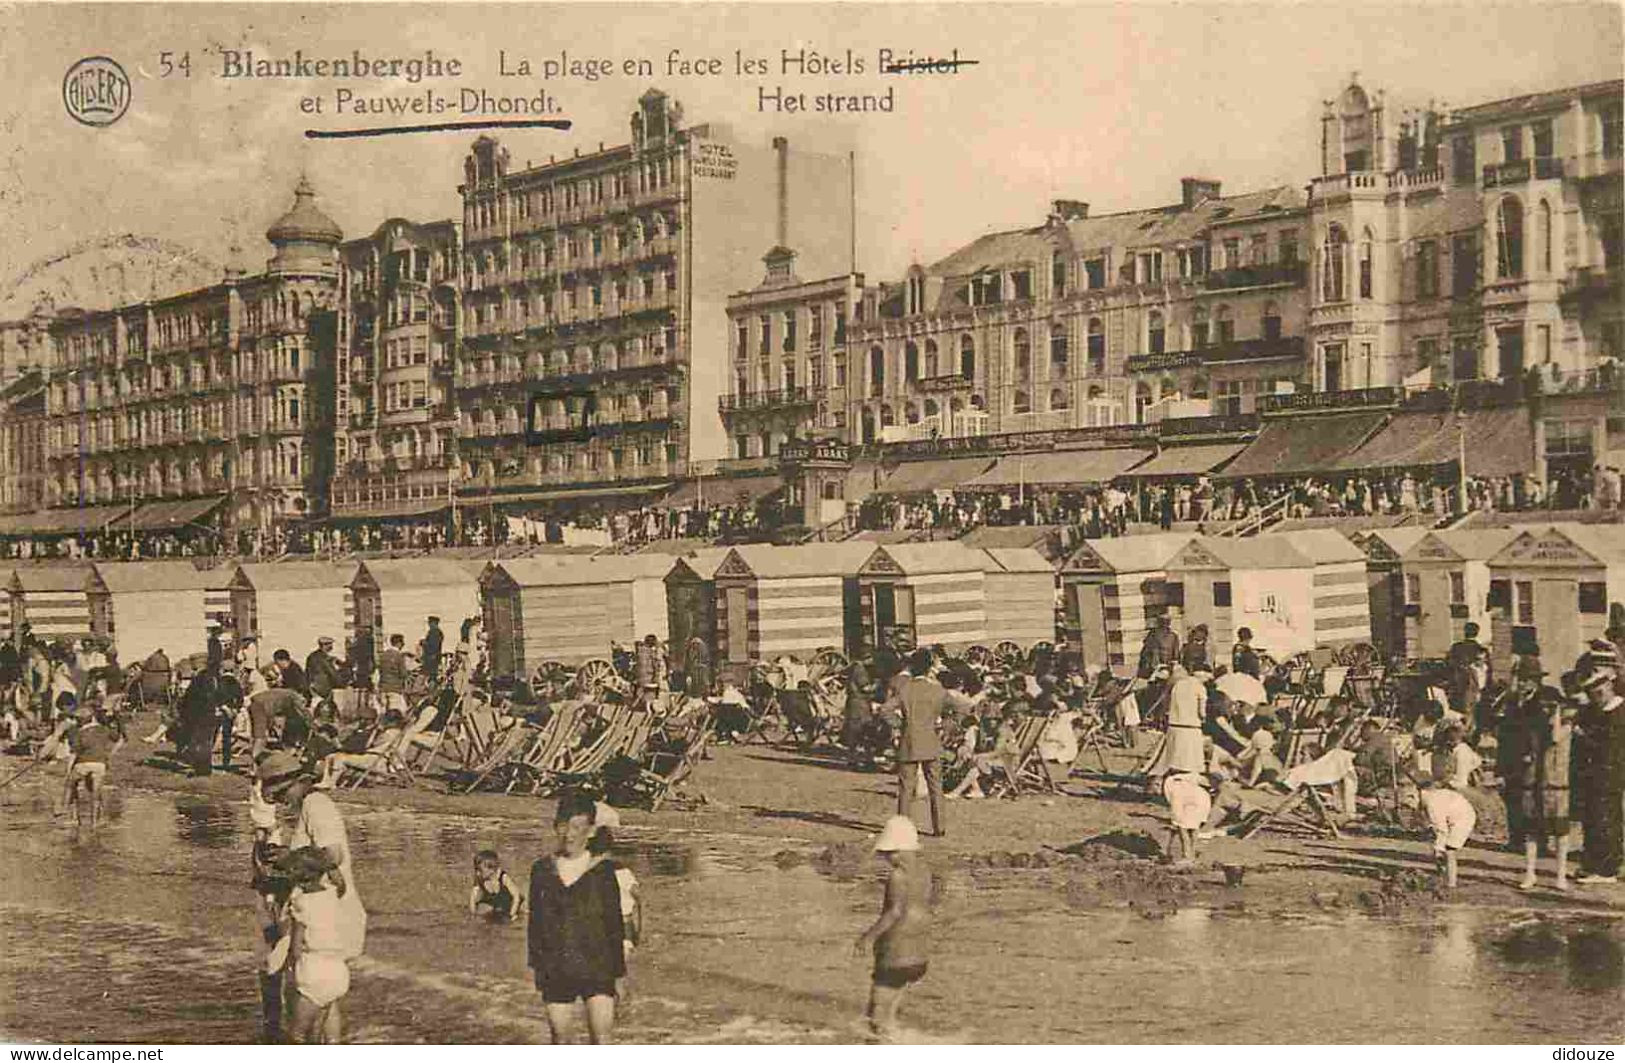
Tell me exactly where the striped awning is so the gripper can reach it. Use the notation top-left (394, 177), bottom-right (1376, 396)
top-left (124, 495), bottom-right (227, 532)
top-left (876, 457), bottom-right (997, 495)
top-left (1129, 443), bottom-right (1248, 478)
top-left (0, 504), bottom-right (132, 537)
top-left (963, 448), bottom-right (1152, 488)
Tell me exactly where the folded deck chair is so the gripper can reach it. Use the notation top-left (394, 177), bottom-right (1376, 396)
top-left (990, 714), bottom-right (1056, 798)
top-left (505, 702), bottom-right (586, 795)
top-left (458, 717), bottom-right (539, 793)
top-left (637, 705), bottom-right (715, 810)
top-left (541, 704), bottom-right (635, 794)
top-left (1233, 782), bottom-right (1342, 841)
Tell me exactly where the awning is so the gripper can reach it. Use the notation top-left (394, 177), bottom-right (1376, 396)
top-left (1332, 407), bottom-right (1534, 476)
top-left (0, 504), bottom-right (133, 537)
top-left (963, 448), bottom-right (1152, 488)
top-left (124, 495), bottom-right (227, 532)
top-left (1129, 443), bottom-right (1248, 478)
top-left (876, 456), bottom-right (997, 494)
top-left (462, 482), bottom-right (672, 507)
top-left (328, 500), bottom-right (451, 522)
top-left (1219, 412), bottom-right (1387, 479)
top-left (656, 474), bottom-right (783, 510)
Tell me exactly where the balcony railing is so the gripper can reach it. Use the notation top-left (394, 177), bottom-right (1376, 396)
top-left (718, 387), bottom-right (816, 412)
top-left (1125, 335), bottom-right (1305, 373)
top-left (1156, 412), bottom-right (1261, 438)
top-left (1203, 261), bottom-right (1306, 291)
top-left (1533, 156), bottom-right (1564, 180)
top-left (1258, 386), bottom-right (1401, 415)
top-left (1483, 159), bottom-right (1532, 187)
top-left (916, 371), bottom-right (973, 393)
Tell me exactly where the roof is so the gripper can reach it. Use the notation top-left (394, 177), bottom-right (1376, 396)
top-left (492, 554), bottom-right (675, 588)
top-left (1063, 533), bottom-right (1194, 573)
top-left (958, 524), bottom-right (1067, 554)
top-left (963, 448), bottom-right (1151, 488)
top-left (862, 542), bottom-right (989, 576)
top-left (233, 561), bottom-right (360, 591)
top-left (124, 495), bottom-right (227, 532)
top-left (1406, 194), bottom-right (1488, 240)
top-left (1333, 407), bottom-right (1533, 476)
top-left (1271, 529), bottom-right (1366, 565)
top-left (1406, 528), bottom-right (1523, 563)
top-left (655, 473), bottom-right (782, 510)
top-left (722, 542), bottom-right (876, 579)
top-left (664, 548), bottom-right (735, 580)
top-left (0, 504), bottom-right (133, 537)
top-left (877, 456), bottom-right (998, 495)
top-left (266, 176), bottom-right (343, 245)
top-left (90, 561), bottom-right (225, 593)
top-left (1450, 79), bottom-right (1624, 123)
top-left (1130, 442), bottom-right (1248, 478)
top-left (355, 558), bottom-right (481, 589)
top-left (980, 547), bottom-right (1056, 574)
top-left (1557, 523), bottom-right (1625, 564)
top-left (928, 227), bottom-right (1062, 282)
top-left (329, 499), bottom-right (451, 522)
top-left (1201, 536), bottom-right (1311, 570)
top-left (1359, 526), bottom-right (1431, 560)
top-left (8, 563), bottom-right (93, 592)
top-left (1221, 412), bottom-right (1387, 479)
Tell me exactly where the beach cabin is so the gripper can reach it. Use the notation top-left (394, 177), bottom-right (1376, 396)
top-left (1352, 527), bottom-right (1432, 660)
top-left (978, 547), bottom-right (1061, 650)
top-left (1058, 534), bottom-right (1193, 671)
top-left (662, 548), bottom-right (737, 666)
top-left (1485, 523), bottom-right (1625, 673)
top-left (855, 542), bottom-right (990, 654)
top-left (481, 555), bottom-right (674, 678)
top-left (350, 558), bottom-right (483, 654)
top-left (706, 543), bottom-right (874, 668)
top-left (6, 563), bottom-right (96, 646)
top-left (1397, 529), bottom-right (1522, 660)
top-left (1162, 536), bottom-right (1318, 663)
top-left (1273, 529), bottom-right (1373, 649)
top-left (86, 561), bottom-right (224, 663)
top-left (227, 562), bottom-right (360, 659)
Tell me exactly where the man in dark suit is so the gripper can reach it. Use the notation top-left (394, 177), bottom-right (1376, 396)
top-left (887, 649), bottom-right (947, 838)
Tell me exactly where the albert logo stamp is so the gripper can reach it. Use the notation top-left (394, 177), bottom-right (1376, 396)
top-left (63, 56), bottom-right (131, 127)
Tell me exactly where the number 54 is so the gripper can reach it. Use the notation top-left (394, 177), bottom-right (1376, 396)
top-left (158, 51), bottom-right (191, 77)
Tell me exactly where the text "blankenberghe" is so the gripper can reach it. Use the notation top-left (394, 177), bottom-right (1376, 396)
top-left (221, 50), bottom-right (465, 83)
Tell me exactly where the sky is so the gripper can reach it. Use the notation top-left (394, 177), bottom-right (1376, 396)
top-left (0, 1), bottom-right (1620, 316)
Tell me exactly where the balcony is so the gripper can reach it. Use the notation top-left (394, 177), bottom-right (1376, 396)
top-left (1257, 386), bottom-right (1401, 415)
top-left (1125, 335), bottom-right (1305, 373)
top-left (1560, 266), bottom-right (1621, 304)
top-left (1202, 261), bottom-right (1306, 291)
top-left (1156, 412), bottom-right (1261, 439)
top-left (718, 387), bottom-right (816, 412)
top-left (916, 371), bottom-right (973, 393)
top-left (1533, 156), bottom-right (1564, 180)
top-left (1483, 159), bottom-right (1532, 187)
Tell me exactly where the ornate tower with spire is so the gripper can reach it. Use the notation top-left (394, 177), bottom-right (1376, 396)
top-left (266, 176), bottom-right (343, 276)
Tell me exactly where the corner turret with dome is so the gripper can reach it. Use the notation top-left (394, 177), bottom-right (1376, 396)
top-left (266, 175), bottom-right (344, 275)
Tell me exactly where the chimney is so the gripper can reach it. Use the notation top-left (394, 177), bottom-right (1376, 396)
top-left (1050, 199), bottom-right (1089, 222)
top-left (773, 136), bottom-right (789, 248)
top-left (1181, 178), bottom-right (1222, 209)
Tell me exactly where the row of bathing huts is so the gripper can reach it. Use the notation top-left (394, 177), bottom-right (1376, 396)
top-left (2, 523), bottom-right (1619, 680)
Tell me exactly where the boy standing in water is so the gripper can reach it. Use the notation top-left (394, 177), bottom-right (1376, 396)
top-left (854, 815), bottom-right (930, 1042)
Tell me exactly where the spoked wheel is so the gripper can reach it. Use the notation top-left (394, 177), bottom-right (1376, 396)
top-left (576, 658), bottom-right (616, 693)
top-left (965, 645), bottom-right (992, 669)
top-left (812, 648), bottom-right (848, 673)
top-left (993, 640), bottom-right (1022, 663)
top-left (1027, 640), bottom-right (1055, 667)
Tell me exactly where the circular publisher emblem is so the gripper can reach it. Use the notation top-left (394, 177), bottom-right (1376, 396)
top-left (63, 57), bottom-right (130, 127)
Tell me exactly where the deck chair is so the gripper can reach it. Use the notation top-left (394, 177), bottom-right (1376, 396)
top-left (1279, 725), bottom-right (1328, 769)
top-left (457, 717), bottom-right (538, 793)
top-left (446, 701), bottom-right (519, 776)
top-left (338, 700), bottom-right (442, 789)
top-left (1234, 782), bottom-right (1343, 841)
top-left (990, 714), bottom-right (1056, 798)
top-left (504, 703), bottom-right (586, 794)
top-left (636, 705), bottom-right (715, 810)
top-left (542, 704), bottom-right (635, 792)
top-left (1069, 712), bottom-right (1113, 775)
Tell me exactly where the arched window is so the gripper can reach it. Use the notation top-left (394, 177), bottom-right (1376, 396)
top-left (1049, 322), bottom-right (1068, 377)
top-left (1359, 229), bottom-right (1374, 299)
top-left (1262, 301), bottom-right (1282, 341)
top-left (1087, 317), bottom-right (1105, 373)
top-left (1537, 199), bottom-right (1552, 274)
top-left (1216, 304), bottom-right (1235, 343)
top-left (1012, 328), bottom-right (1030, 376)
top-left (1190, 374), bottom-right (1210, 400)
top-left (1496, 197), bottom-right (1524, 279)
top-left (1148, 311), bottom-right (1166, 355)
top-left (1191, 306), bottom-right (1210, 348)
top-left (869, 345), bottom-right (885, 397)
top-left (1134, 381), bottom-right (1153, 424)
top-left (923, 399), bottom-right (939, 417)
top-left (923, 339), bottom-right (939, 378)
top-left (906, 403), bottom-right (921, 425)
top-left (1322, 225), bottom-right (1348, 302)
top-left (1013, 389), bottom-right (1031, 414)
top-left (880, 404), bottom-right (895, 427)
top-left (1050, 387), bottom-right (1070, 411)
top-left (904, 341), bottom-right (919, 382)
top-left (959, 334), bottom-right (975, 378)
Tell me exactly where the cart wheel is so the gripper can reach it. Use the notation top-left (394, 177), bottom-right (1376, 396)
top-left (814, 672), bottom-right (847, 700)
top-left (994, 640), bottom-right (1022, 662)
top-left (965, 645), bottom-right (991, 669)
top-left (812, 648), bottom-right (847, 672)
top-left (576, 658), bottom-right (616, 692)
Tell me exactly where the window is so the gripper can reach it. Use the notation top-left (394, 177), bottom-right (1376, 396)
top-left (1501, 126), bottom-right (1522, 163)
top-left (1604, 103), bottom-right (1623, 158)
top-left (1084, 257), bottom-right (1106, 289)
top-left (904, 342), bottom-right (919, 382)
top-left (1449, 572), bottom-right (1465, 605)
top-left (1052, 254), bottom-right (1067, 297)
top-left (1213, 582), bottom-right (1232, 608)
top-left (1322, 226), bottom-right (1347, 302)
top-left (1417, 337), bottom-right (1439, 373)
top-left (1452, 334), bottom-right (1479, 382)
top-left (923, 339), bottom-right (938, 378)
top-left (960, 335), bottom-right (975, 378)
top-left (1215, 380), bottom-right (1244, 416)
top-left (1250, 233), bottom-right (1269, 266)
top-left (1191, 308), bottom-right (1209, 349)
top-left (1452, 136), bottom-right (1476, 184)
top-left (1262, 303), bottom-right (1281, 341)
top-left (1417, 240), bottom-right (1439, 299)
top-left (1488, 579), bottom-right (1510, 610)
top-left (833, 354), bottom-right (847, 387)
top-left (1013, 389), bottom-right (1031, 414)
top-left (1012, 329), bottom-right (1030, 377)
top-left (808, 307), bottom-right (823, 349)
top-left (834, 307), bottom-right (847, 345)
top-left (1532, 120), bottom-right (1553, 160)
top-left (1279, 230), bottom-right (1299, 264)
top-left (1216, 305), bottom-right (1234, 343)
top-left (1404, 573), bottom-right (1421, 605)
top-left (1496, 197), bottom-right (1524, 279)
top-left (1147, 311), bottom-right (1165, 355)
top-left (1012, 270), bottom-right (1033, 300)
top-left (1579, 582), bottom-right (1607, 614)
top-left (736, 321), bottom-right (749, 356)
top-left (1537, 200), bottom-right (1552, 274)
top-left (760, 315), bottom-right (771, 353)
top-left (1515, 581), bottom-right (1534, 625)
top-left (783, 310), bottom-right (797, 352)
top-left (1049, 323), bottom-right (1068, 376)
top-left (1452, 234), bottom-right (1479, 297)
top-left (869, 346), bottom-right (885, 396)
top-left (1497, 325), bottom-right (1525, 379)
top-left (1358, 233), bottom-right (1373, 299)
top-left (1222, 238), bottom-right (1240, 270)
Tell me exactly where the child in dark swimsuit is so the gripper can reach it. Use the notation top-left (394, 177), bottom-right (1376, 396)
top-left (469, 849), bottom-right (524, 922)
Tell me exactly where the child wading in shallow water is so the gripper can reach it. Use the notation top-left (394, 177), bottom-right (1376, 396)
top-left (469, 849), bottom-right (525, 922)
top-left (854, 815), bottom-right (930, 1042)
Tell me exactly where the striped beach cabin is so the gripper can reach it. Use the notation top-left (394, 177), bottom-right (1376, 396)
top-left (227, 562), bottom-right (361, 660)
top-left (1273, 529), bottom-right (1373, 649)
top-left (350, 558), bottom-right (482, 654)
top-left (706, 543), bottom-right (872, 667)
top-left (662, 549), bottom-right (735, 666)
top-left (6, 563), bottom-right (96, 646)
top-left (1163, 536), bottom-right (1318, 662)
top-left (978, 547), bottom-right (1060, 650)
top-left (1059, 534), bottom-right (1194, 671)
top-left (87, 561), bottom-right (226, 663)
top-left (481, 555), bottom-right (673, 678)
top-left (856, 542), bottom-right (989, 653)
top-left (1352, 527), bottom-right (1432, 660)
top-left (1484, 523), bottom-right (1625, 675)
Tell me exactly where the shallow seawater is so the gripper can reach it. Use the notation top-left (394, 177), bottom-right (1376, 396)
top-left (0, 782), bottom-right (1620, 1044)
